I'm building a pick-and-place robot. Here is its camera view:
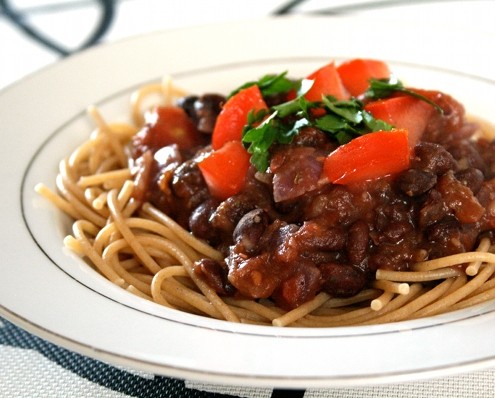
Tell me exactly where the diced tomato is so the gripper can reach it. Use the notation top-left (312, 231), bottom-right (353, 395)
top-left (364, 96), bottom-right (435, 148)
top-left (337, 58), bottom-right (390, 97)
top-left (198, 140), bottom-right (251, 200)
top-left (323, 129), bottom-right (410, 185)
top-left (304, 61), bottom-right (350, 102)
top-left (135, 106), bottom-right (201, 152)
top-left (212, 85), bottom-right (268, 150)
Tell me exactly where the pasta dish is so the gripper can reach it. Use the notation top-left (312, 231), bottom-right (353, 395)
top-left (36, 58), bottom-right (495, 327)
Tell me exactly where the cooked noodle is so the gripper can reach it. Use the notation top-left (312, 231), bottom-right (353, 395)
top-left (35, 78), bottom-right (495, 327)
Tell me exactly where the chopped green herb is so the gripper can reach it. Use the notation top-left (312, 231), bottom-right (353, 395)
top-left (229, 71), bottom-right (297, 98)
top-left (321, 97), bottom-right (364, 124)
top-left (365, 77), bottom-right (444, 114)
top-left (241, 90), bottom-right (394, 172)
top-left (234, 71), bottom-right (414, 173)
top-left (242, 111), bottom-right (274, 171)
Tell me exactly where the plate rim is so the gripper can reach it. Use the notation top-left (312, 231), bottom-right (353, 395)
top-left (2, 15), bottom-right (495, 388)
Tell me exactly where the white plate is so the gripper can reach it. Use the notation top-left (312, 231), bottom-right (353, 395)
top-left (2, 16), bottom-right (495, 388)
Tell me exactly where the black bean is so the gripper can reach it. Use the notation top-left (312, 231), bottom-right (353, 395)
top-left (176, 95), bottom-right (199, 119)
top-left (448, 140), bottom-right (487, 173)
top-left (189, 198), bottom-right (220, 243)
top-left (398, 169), bottom-right (437, 197)
top-left (272, 262), bottom-right (322, 310)
top-left (209, 193), bottom-right (257, 234)
top-left (320, 263), bottom-right (366, 297)
top-left (455, 167), bottom-right (484, 194)
top-left (346, 220), bottom-right (369, 265)
top-left (382, 221), bottom-right (413, 243)
top-left (177, 94), bottom-right (225, 134)
top-left (413, 142), bottom-right (457, 175)
top-left (233, 209), bottom-right (270, 255)
top-left (193, 258), bottom-right (235, 296)
top-left (171, 160), bottom-right (209, 210)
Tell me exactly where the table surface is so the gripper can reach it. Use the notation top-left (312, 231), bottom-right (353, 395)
top-left (2, 1), bottom-right (495, 397)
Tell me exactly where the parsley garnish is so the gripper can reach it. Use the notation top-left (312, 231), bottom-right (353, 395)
top-left (241, 90), bottom-right (393, 171)
top-left (229, 72), bottom-right (297, 98)
top-left (238, 72), bottom-right (444, 173)
top-left (365, 77), bottom-right (444, 114)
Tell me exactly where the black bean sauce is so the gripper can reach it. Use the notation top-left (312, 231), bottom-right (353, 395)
top-left (130, 91), bottom-right (495, 310)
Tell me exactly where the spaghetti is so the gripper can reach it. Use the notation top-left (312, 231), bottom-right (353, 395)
top-left (36, 64), bottom-right (495, 327)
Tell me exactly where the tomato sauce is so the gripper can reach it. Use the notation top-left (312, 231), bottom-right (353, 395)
top-left (129, 66), bottom-right (495, 310)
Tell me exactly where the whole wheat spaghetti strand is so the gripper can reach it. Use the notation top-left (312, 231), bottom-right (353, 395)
top-left (316, 289), bottom-right (381, 311)
top-left (276, 290), bottom-right (380, 324)
top-left (413, 263), bottom-right (495, 318)
top-left (134, 234), bottom-right (239, 322)
top-left (68, 133), bottom-right (103, 168)
top-left (130, 79), bottom-right (187, 127)
top-left (121, 200), bottom-right (140, 219)
top-left (102, 250), bottom-right (151, 295)
top-left (272, 292), bottom-right (330, 327)
top-left (78, 169), bottom-right (131, 188)
top-left (57, 172), bottom-right (108, 227)
top-left (116, 180), bottom-right (135, 210)
top-left (363, 278), bottom-right (455, 325)
top-left (72, 220), bottom-right (125, 286)
top-left (465, 277), bottom-right (495, 299)
top-left (58, 159), bottom-right (87, 202)
top-left (161, 75), bottom-right (188, 105)
top-left (142, 203), bottom-right (224, 262)
top-left (130, 83), bottom-right (163, 126)
top-left (298, 307), bottom-right (373, 327)
top-left (87, 106), bottom-right (127, 168)
top-left (466, 238), bottom-right (492, 276)
top-left (450, 286), bottom-right (495, 311)
top-left (372, 280), bottom-right (410, 295)
top-left (161, 278), bottom-right (224, 319)
top-left (106, 122), bottom-right (138, 140)
top-left (135, 232), bottom-right (202, 262)
top-left (94, 155), bottom-right (120, 174)
top-left (159, 289), bottom-right (206, 315)
top-left (126, 285), bottom-right (153, 301)
top-left (229, 307), bottom-right (274, 324)
top-left (107, 190), bottom-right (162, 274)
top-left (413, 249), bottom-right (495, 272)
top-left (224, 298), bottom-right (284, 322)
top-left (376, 267), bottom-right (462, 282)
top-left (63, 235), bottom-right (84, 255)
top-left (130, 273), bottom-right (153, 284)
top-left (34, 183), bottom-right (81, 220)
top-left (92, 217), bottom-right (198, 259)
top-left (370, 291), bottom-right (394, 311)
top-left (119, 257), bottom-right (142, 271)
top-left (333, 284), bottom-right (424, 327)
top-left (92, 192), bottom-right (108, 210)
top-left (442, 273), bottom-right (468, 297)
top-left (151, 266), bottom-right (188, 307)
top-left (84, 187), bottom-right (102, 203)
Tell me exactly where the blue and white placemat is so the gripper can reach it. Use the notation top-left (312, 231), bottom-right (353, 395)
top-left (2, 317), bottom-right (495, 398)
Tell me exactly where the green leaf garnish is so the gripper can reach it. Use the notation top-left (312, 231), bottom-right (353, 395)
top-left (236, 73), bottom-right (405, 172)
top-left (321, 96), bottom-right (364, 124)
top-left (229, 71), bottom-right (297, 98)
top-left (365, 77), bottom-right (444, 114)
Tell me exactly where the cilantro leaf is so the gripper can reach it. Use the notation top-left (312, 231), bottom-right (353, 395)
top-left (362, 110), bottom-right (394, 132)
top-left (242, 111), bottom-right (308, 172)
top-left (229, 72), bottom-right (297, 98)
top-left (321, 97), bottom-right (364, 124)
top-left (366, 77), bottom-right (444, 114)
